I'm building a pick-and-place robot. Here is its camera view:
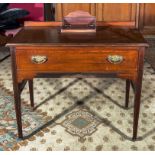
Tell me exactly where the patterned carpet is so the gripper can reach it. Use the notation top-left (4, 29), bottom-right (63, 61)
top-left (0, 56), bottom-right (155, 150)
top-left (0, 86), bottom-right (48, 151)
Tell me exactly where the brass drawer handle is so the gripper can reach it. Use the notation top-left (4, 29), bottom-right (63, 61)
top-left (31, 55), bottom-right (47, 64)
top-left (107, 55), bottom-right (124, 64)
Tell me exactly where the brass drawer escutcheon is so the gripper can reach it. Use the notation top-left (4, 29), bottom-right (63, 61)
top-left (107, 55), bottom-right (124, 64)
top-left (31, 55), bottom-right (48, 64)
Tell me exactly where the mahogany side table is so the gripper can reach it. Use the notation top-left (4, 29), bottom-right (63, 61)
top-left (7, 22), bottom-right (149, 140)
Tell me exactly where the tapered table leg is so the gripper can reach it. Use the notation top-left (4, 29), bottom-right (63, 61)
top-left (132, 49), bottom-right (144, 141)
top-left (11, 47), bottom-right (23, 139)
top-left (28, 79), bottom-right (34, 108)
top-left (13, 82), bottom-right (23, 138)
top-left (132, 79), bottom-right (143, 140)
top-left (125, 79), bottom-right (130, 108)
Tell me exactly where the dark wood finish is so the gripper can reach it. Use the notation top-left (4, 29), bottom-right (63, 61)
top-left (0, 34), bottom-right (10, 46)
top-left (19, 80), bottom-right (27, 92)
top-left (28, 80), bottom-right (34, 108)
top-left (7, 22), bottom-right (148, 140)
top-left (130, 80), bottom-right (135, 92)
top-left (0, 34), bottom-right (13, 46)
top-left (132, 47), bottom-right (145, 141)
top-left (0, 34), bottom-right (12, 62)
top-left (44, 3), bottom-right (55, 21)
top-left (7, 26), bottom-right (147, 46)
top-left (125, 79), bottom-right (130, 108)
top-left (11, 47), bottom-right (23, 138)
top-left (10, 46), bottom-right (35, 138)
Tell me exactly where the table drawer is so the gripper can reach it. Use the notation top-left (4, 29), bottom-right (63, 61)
top-left (16, 47), bottom-right (138, 72)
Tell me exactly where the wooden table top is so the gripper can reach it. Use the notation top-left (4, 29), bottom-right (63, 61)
top-left (7, 26), bottom-right (149, 47)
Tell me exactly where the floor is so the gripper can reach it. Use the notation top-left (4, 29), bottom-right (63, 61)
top-left (0, 38), bottom-right (155, 150)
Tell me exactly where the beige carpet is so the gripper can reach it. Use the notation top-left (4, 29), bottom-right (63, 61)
top-left (0, 57), bottom-right (155, 151)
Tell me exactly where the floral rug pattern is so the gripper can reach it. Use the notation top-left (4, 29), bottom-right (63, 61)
top-left (0, 86), bottom-right (49, 151)
top-left (0, 57), bottom-right (155, 150)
